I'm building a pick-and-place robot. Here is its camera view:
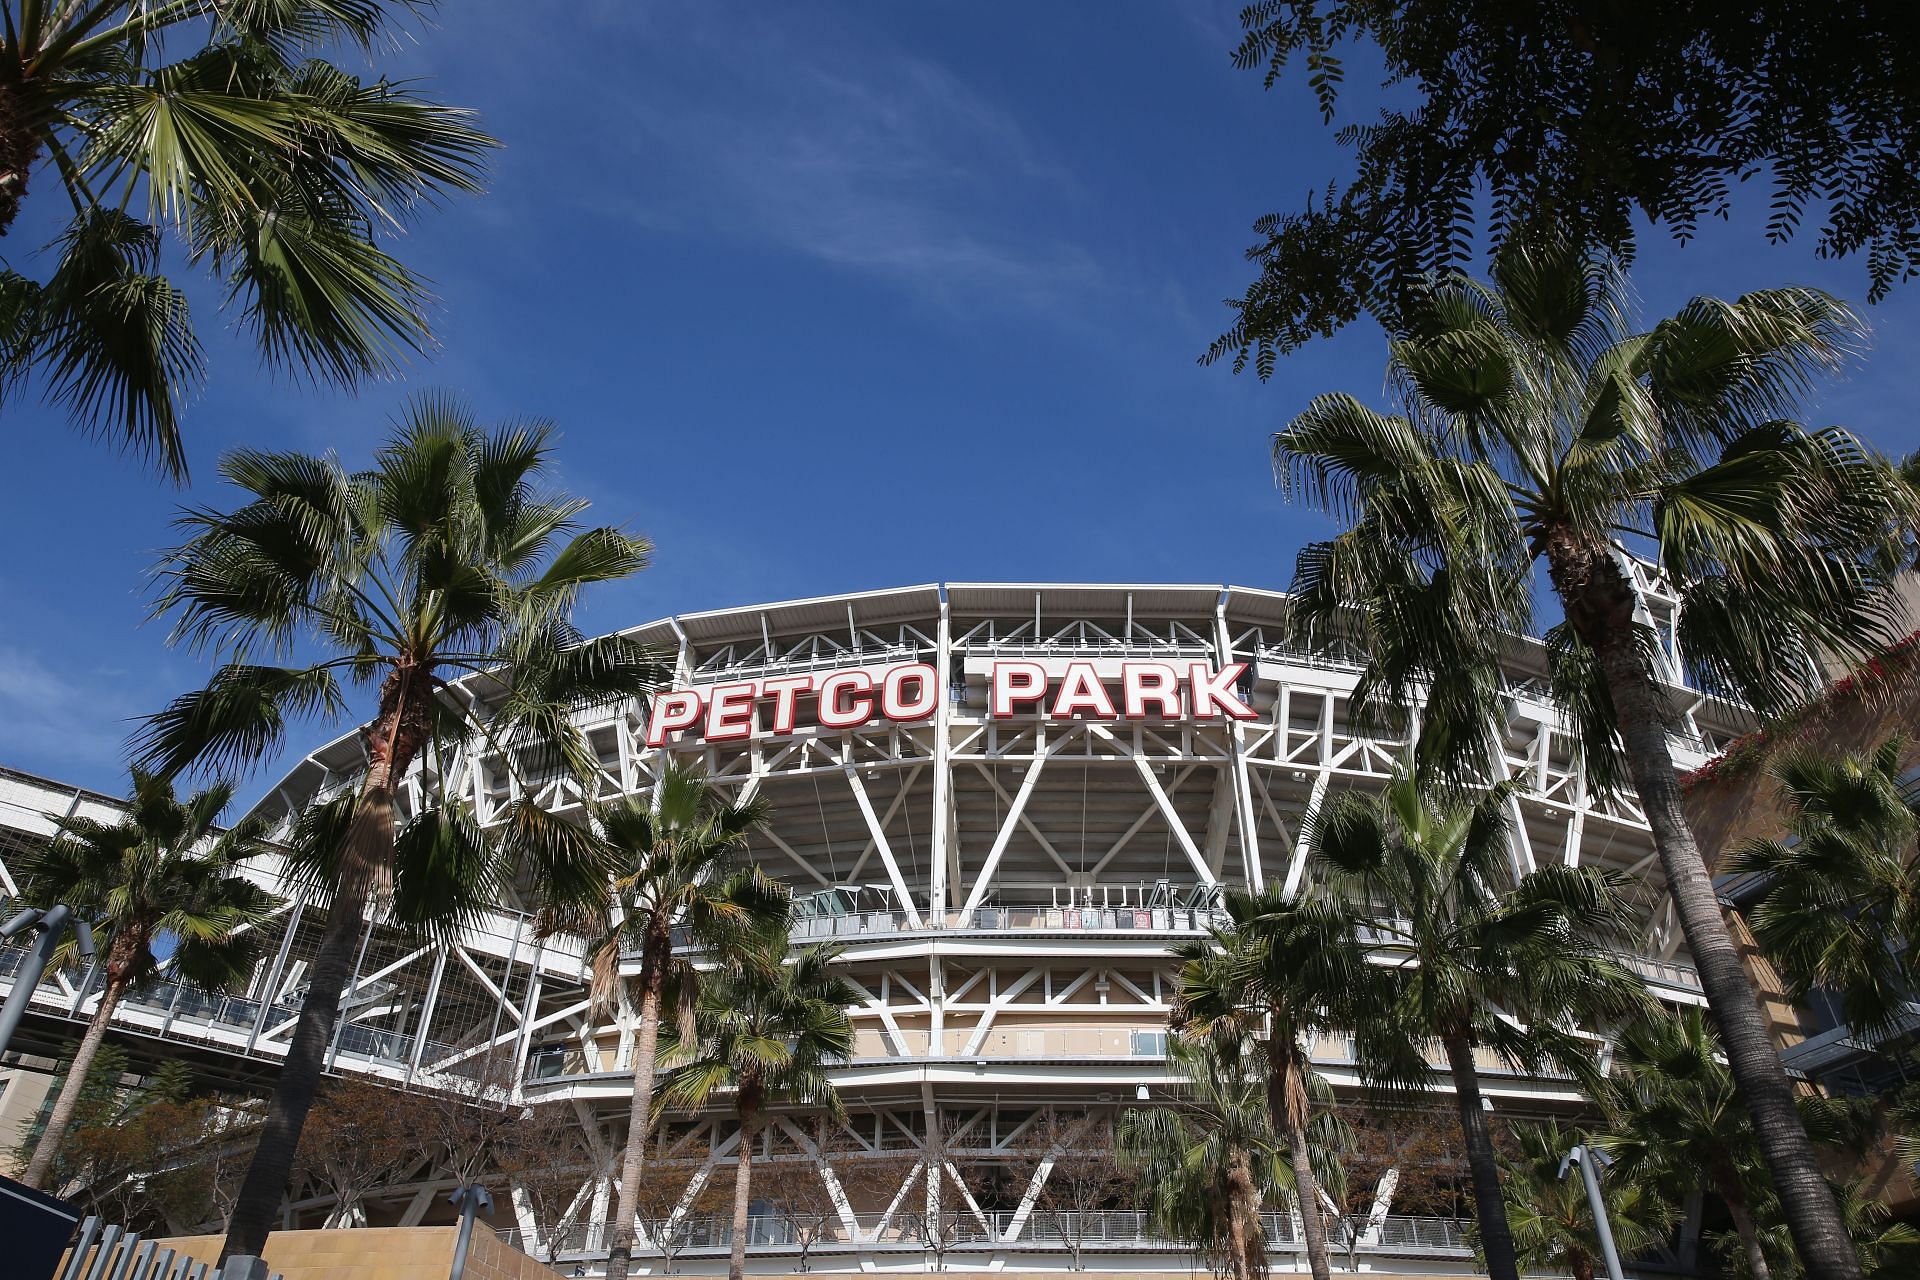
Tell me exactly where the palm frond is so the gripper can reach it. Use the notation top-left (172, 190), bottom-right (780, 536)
top-left (14, 768), bottom-right (281, 994)
top-left (30, 209), bottom-right (203, 478)
top-left (390, 803), bottom-right (499, 946)
top-left (133, 662), bottom-right (344, 778)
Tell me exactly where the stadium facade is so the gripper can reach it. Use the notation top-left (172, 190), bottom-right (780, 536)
top-left (0, 578), bottom-right (1744, 1275)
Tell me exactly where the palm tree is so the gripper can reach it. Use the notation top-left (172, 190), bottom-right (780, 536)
top-left (1310, 761), bottom-right (1648, 1280)
top-left (0, 2), bottom-right (493, 477)
top-left (1117, 1031), bottom-right (1291, 1280)
top-left (1170, 886), bottom-right (1370, 1280)
top-left (1271, 241), bottom-right (1912, 1279)
top-left (662, 932), bottom-right (857, 1280)
top-left (1498, 1118), bottom-right (1673, 1280)
top-left (136, 395), bottom-right (660, 1261)
top-left (16, 769), bottom-right (279, 1188)
top-left (1598, 1007), bottom-right (1790, 1280)
top-left (1714, 1180), bottom-right (1920, 1279)
top-left (575, 764), bottom-right (788, 1280)
top-left (1726, 737), bottom-right (1920, 1035)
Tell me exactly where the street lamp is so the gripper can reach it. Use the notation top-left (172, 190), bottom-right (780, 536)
top-left (1559, 1143), bottom-right (1625, 1280)
top-left (448, 1184), bottom-right (495, 1280)
top-left (0, 905), bottom-right (95, 1058)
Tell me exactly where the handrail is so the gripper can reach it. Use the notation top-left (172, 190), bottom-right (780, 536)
top-left (624, 908), bottom-right (1703, 997)
top-left (498, 1210), bottom-right (1476, 1261)
top-left (0, 947), bottom-right (490, 1090)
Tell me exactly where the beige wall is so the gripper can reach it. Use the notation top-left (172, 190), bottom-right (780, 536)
top-left (0, 1061), bottom-right (55, 1176)
top-left (141, 1227), bottom-right (563, 1280)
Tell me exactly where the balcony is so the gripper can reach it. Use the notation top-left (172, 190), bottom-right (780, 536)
top-left (500, 1209), bottom-right (1475, 1263)
top-left (793, 902), bottom-right (1224, 943)
top-left (0, 949), bottom-right (467, 1082)
top-left (639, 895), bottom-right (1229, 958)
top-left (643, 904), bottom-right (1704, 1000)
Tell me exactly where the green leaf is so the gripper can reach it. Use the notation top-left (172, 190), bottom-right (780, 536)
top-left (133, 662), bottom-right (344, 778)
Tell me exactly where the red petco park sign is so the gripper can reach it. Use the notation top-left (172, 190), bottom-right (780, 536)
top-left (645, 661), bottom-right (1258, 746)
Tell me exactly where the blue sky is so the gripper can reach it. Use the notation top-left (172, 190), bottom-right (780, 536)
top-left (5, 0), bottom-right (1920, 802)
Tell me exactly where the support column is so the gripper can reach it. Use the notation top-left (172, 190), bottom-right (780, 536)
top-left (510, 940), bottom-right (547, 1102)
top-left (1282, 771), bottom-right (1330, 900)
top-left (846, 766), bottom-right (924, 927)
top-left (246, 891), bottom-right (307, 1055)
top-left (406, 948), bottom-right (448, 1083)
top-left (931, 594), bottom-right (954, 924)
top-left (960, 751), bottom-right (1051, 915)
top-left (325, 910), bottom-right (379, 1072)
top-left (1216, 597), bottom-right (1265, 889)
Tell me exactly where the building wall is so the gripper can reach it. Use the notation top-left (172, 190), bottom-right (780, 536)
top-left (0, 1056), bottom-right (54, 1176)
top-left (135, 1227), bottom-right (564, 1280)
top-left (0, 768), bottom-right (131, 1177)
top-left (0, 581), bottom-right (1744, 1274)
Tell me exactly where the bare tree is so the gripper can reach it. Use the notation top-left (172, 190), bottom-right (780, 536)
top-left (1007, 1109), bottom-right (1133, 1270)
top-left (416, 1051), bottom-right (541, 1189)
top-left (753, 1115), bottom-right (905, 1272)
top-left (494, 1100), bottom-right (594, 1258)
top-left (753, 1121), bottom-right (843, 1272)
top-left (165, 1097), bottom-right (268, 1234)
top-left (902, 1111), bottom-right (986, 1273)
top-left (631, 1152), bottom-right (725, 1274)
top-left (291, 1078), bottom-right (431, 1228)
top-left (1325, 1105), bottom-right (1469, 1270)
top-left (45, 1056), bottom-right (233, 1231)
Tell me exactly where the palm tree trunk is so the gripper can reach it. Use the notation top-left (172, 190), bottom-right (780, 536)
top-left (1440, 1033), bottom-right (1519, 1280)
top-left (606, 948), bottom-right (668, 1280)
top-left (1725, 1194), bottom-right (1774, 1280)
top-left (1545, 535), bottom-right (1860, 1279)
top-left (1266, 1039), bottom-right (1332, 1280)
top-left (220, 784), bottom-right (387, 1261)
top-left (22, 973), bottom-right (126, 1188)
top-left (0, 79), bottom-right (42, 234)
top-left (1283, 1121), bottom-right (1331, 1280)
top-left (1224, 1183), bottom-right (1250, 1280)
top-left (1592, 635), bottom-right (1858, 1280)
top-left (1225, 1147), bottom-right (1262, 1280)
top-left (729, 1100), bottom-right (759, 1280)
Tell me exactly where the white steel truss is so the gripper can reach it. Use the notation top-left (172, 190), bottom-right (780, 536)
top-left (0, 580), bottom-right (1745, 1274)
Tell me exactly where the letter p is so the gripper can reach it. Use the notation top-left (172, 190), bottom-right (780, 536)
top-left (644, 689), bottom-right (705, 747)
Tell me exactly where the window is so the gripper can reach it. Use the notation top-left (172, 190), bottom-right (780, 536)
top-left (1129, 1030), bottom-right (1167, 1057)
top-left (527, 1042), bottom-right (568, 1081)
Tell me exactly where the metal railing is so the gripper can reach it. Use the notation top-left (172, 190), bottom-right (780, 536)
top-left (0, 951), bottom-right (465, 1080)
top-left (501, 1210), bottom-right (1473, 1260)
top-left (1357, 915), bottom-right (1703, 995)
top-left (528, 1024), bottom-right (1604, 1081)
top-left (58, 1216), bottom-right (283, 1280)
top-left (644, 899), bottom-right (1231, 957)
top-left (695, 641), bottom-right (932, 683)
top-left (1622, 953), bottom-right (1705, 992)
top-left (793, 903), bottom-right (1225, 942)
top-left (966, 639), bottom-right (1217, 659)
top-left (653, 904), bottom-right (1704, 998)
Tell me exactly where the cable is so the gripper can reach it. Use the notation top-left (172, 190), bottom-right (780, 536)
top-left (901, 770), bottom-right (921, 910)
top-left (1079, 761), bottom-right (1089, 877)
top-left (811, 745), bottom-right (835, 870)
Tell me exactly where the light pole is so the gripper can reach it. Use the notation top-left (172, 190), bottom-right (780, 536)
top-left (0, 905), bottom-right (94, 1057)
top-left (448, 1184), bottom-right (494, 1280)
top-left (1560, 1143), bottom-right (1625, 1280)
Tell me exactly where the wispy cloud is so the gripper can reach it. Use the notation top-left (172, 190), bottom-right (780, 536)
top-left (525, 4), bottom-right (1103, 314)
top-left (0, 643), bottom-right (138, 779)
top-left (1170, 0), bottom-right (1248, 58)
